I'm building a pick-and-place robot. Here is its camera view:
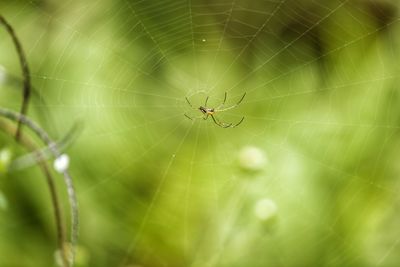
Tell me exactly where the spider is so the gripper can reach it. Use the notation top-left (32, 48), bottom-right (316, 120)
top-left (184, 92), bottom-right (246, 128)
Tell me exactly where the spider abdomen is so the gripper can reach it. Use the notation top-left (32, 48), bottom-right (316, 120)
top-left (199, 106), bottom-right (214, 114)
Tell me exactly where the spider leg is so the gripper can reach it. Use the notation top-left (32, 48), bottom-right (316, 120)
top-left (210, 115), bottom-right (244, 128)
top-left (232, 117), bottom-right (245, 127)
top-left (236, 92), bottom-right (246, 106)
top-left (184, 113), bottom-right (193, 120)
top-left (211, 115), bottom-right (232, 128)
top-left (215, 92), bottom-right (246, 112)
top-left (204, 96), bottom-right (209, 107)
top-left (185, 97), bottom-right (193, 108)
top-left (216, 92), bottom-right (227, 109)
top-left (223, 92), bottom-right (227, 105)
top-left (184, 113), bottom-right (207, 121)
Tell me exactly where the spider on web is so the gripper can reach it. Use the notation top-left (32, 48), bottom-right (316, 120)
top-left (184, 92), bottom-right (246, 128)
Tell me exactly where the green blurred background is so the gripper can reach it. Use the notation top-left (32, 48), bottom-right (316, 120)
top-left (1, 0), bottom-right (400, 266)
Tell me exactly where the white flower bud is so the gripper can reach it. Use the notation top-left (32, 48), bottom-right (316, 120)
top-left (53, 154), bottom-right (70, 173)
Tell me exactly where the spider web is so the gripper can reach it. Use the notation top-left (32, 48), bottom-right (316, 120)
top-left (1, 0), bottom-right (400, 266)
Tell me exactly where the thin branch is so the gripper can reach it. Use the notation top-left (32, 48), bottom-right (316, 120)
top-left (0, 107), bottom-right (78, 266)
top-left (5, 71), bottom-right (59, 136)
top-left (0, 14), bottom-right (32, 140)
top-left (0, 120), bottom-right (70, 267)
top-left (10, 121), bottom-right (83, 171)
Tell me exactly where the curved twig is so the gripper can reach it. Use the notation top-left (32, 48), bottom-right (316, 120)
top-left (10, 121), bottom-right (83, 171)
top-left (0, 108), bottom-right (78, 266)
top-left (0, 15), bottom-right (32, 140)
top-left (4, 70), bottom-right (59, 136)
top-left (0, 120), bottom-right (70, 267)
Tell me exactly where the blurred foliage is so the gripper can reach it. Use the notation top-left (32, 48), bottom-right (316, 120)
top-left (1, 0), bottom-right (400, 266)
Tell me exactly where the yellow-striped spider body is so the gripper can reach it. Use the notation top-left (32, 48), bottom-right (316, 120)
top-left (185, 92), bottom-right (246, 128)
top-left (199, 106), bottom-right (215, 115)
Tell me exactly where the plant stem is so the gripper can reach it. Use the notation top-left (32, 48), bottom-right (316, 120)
top-left (0, 14), bottom-right (31, 141)
top-left (0, 120), bottom-right (70, 267)
top-left (0, 108), bottom-right (78, 266)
